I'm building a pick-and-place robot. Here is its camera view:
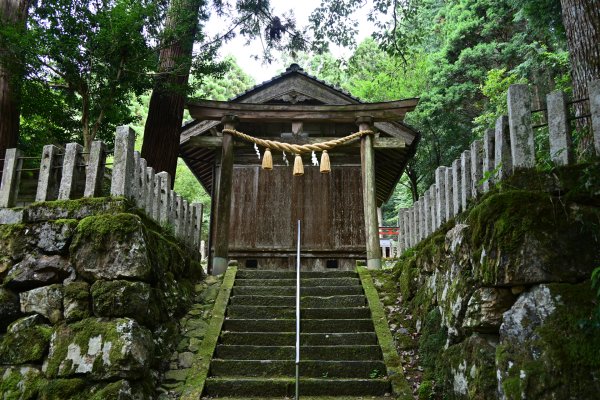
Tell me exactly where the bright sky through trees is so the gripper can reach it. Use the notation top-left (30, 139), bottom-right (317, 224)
top-left (204, 0), bottom-right (373, 82)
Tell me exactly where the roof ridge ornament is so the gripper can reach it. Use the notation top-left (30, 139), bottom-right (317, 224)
top-left (286, 63), bottom-right (304, 72)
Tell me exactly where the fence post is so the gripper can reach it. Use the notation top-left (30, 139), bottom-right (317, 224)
top-left (153, 172), bottom-right (162, 222)
top-left (444, 167), bottom-right (454, 220)
top-left (138, 157), bottom-right (147, 209)
top-left (414, 200), bottom-right (421, 243)
top-left (547, 91), bottom-right (573, 165)
top-left (470, 140), bottom-right (484, 197)
top-left (58, 143), bottom-right (84, 200)
top-left (482, 129), bottom-right (495, 192)
top-left (435, 167), bottom-right (446, 228)
top-left (587, 79), bottom-right (600, 156)
top-left (461, 150), bottom-right (471, 211)
top-left (111, 126), bottom-right (136, 198)
top-left (36, 145), bottom-right (62, 201)
top-left (507, 84), bottom-right (535, 169)
top-left (408, 206), bottom-right (415, 247)
top-left (452, 158), bottom-right (462, 215)
top-left (156, 172), bottom-right (171, 225)
top-left (0, 149), bottom-right (23, 208)
top-left (423, 190), bottom-right (430, 238)
top-left (495, 116), bottom-right (512, 180)
top-left (145, 167), bottom-right (155, 217)
top-left (84, 141), bottom-right (106, 198)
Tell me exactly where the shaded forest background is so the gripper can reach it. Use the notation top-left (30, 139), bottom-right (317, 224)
top-left (0, 0), bottom-right (598, 226)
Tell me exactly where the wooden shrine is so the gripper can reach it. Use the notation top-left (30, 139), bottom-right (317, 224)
top-left (180, 64), bottom-right (419, 274)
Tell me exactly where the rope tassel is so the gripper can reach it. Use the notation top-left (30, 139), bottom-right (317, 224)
top-left (293, 154), bottom-right (304, 176)
top-left (262, 148), bottom-right (273, 170)
top-left (320, 150), bottom-right (331, 174)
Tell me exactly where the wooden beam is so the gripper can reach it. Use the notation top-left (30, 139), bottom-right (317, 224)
top-left (187, 99), bottom-right (419, 122)
top-left (189, 136), bottom-right (406, 150)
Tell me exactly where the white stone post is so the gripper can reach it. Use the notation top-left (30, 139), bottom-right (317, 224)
top-left (36, 145), bottom-right (62, 201)
top-left (495, 116), bottom-right (512, 181)
top-left (133, 151), bottom-right (141, 204)
top-left (445, 167), bottom-right (454, 221)
top-left (397, 209), bottom-right (405, 253)
top-left (192, 202), bottom-right (203, 249)
top-left (84, 141), bottom-right (106, 198)
top-left (470, 140), bottom-right (484, 197)
top-left (169, 190), bottom-right (176, 228)
top-left (587, 80), bottom-right (600, 156)
top-left (0, 148), bottom-right (23, 208)
top-left (408, 206), bottom-right (415, 247)
top-left (507, 84), bottom-right (535, 169)
top-left (174, 194), bottom-right (183, 238)
top-left (152, 171), bottom-right (161, 222)
top-left (144, 167), bottom-right (154, 217)
top-left (137, 157), bottom-right (147, 209)
top-left (156, 172), bottom-right (171, 225)
top-left (547, 91), bottom-right (573, 165)
top-left (414, 200), bottom-right (421, 243)
top-left (111, 126), bottom-right (136, 198)
top-left (402, 209), bottom-right (410, 251)
top-left (482, 129), bottom-right (495, 192)
top-left (461, 150), bottom-right (471, 211)
top-left (58, 143), bottom-right (84, 200)
top-left (182, 199), bottom-right (190, 243)
top-left (423, 189), bottom-right (430, 238)
top-left (429, 184), bottom-right (437, 233)
top-left (435, 167), bottom-right (446, 227)
top-left (452, 159), bottom-right (461, 216)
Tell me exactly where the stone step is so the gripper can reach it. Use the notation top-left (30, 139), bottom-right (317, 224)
top-left (229, 295), bottom-right (367, 308)
top-left (234, 278), bottom-right (360, 287)
top-left (232, 285), bottom-right (364, 296)
top-left (203, 377), bottom-right (391, 397)
top-left (214, 345), bottom-right (382, 361)
top-left (226, 306), bottom-right (371, 319)
top-left (219, 332), bottom-right (378, 346)
top-left (236, 270), bottom-right (358, 279)
top-left (209, 359), bottom-right (388, 378)
top-left (222, 318), bottom-right (374, 333)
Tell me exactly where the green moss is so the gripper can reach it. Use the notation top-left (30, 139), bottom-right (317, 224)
top-left (39, 378), bottom-right (88, 400)
top-left (29, 196), bottom-right (126, 213)
top-left (0, 324), bottom-right (53, 364)
top-left (181, 267), bottom-right (237, 400)
top-left (419, 309), bottom-right (447, 379)
top-left (357, 267), bottom-right (413, 399)
top-left (0, 367), bottom-right (46, 400)
top-left (72, 213), bottom-right (142, 250)
top-left (417, 380), bottom-right (434, 400)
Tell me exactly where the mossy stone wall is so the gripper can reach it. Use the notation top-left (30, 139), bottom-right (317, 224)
top-left (0, 198), bottom-right (206, 399)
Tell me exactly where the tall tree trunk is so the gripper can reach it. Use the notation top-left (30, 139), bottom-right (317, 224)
top-left (0, 0), bottom-right (29, 168)
top-left (141, 0), bottom-right (203, 181)
top-left (560, 0), bottom-right (600, 156)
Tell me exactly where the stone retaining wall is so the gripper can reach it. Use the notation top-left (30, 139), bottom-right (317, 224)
top-left (0, 198), bottom-right (205, 399)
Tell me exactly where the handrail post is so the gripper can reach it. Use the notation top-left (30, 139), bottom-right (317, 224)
top-left (295, 219), bottom-right (301, 400)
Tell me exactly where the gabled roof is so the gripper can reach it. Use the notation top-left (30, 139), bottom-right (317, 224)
top-left (180, 64), bottom-right (420, 205)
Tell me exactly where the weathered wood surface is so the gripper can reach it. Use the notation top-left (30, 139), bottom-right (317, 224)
top-left (188, 99), bottom-right (418, 122)
top-left (189, 135), bottom-right (406, 149)
top-left (226, 166), bottom-right (366, 254)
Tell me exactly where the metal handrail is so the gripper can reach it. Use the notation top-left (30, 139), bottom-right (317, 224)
top-left (295, 219), bottom-right (301, 400)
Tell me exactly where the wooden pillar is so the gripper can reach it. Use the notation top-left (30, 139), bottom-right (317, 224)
top-left (212, 115), bottom-right (237, 275)
top-left (358, 117), bottom-right (381, 269)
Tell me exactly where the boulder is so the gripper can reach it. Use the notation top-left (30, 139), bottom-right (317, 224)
top-left (70, 214), bottom-right (153, 282)
top-left (0, 318), bottom-right (52, 364)
top-left (91, 280), bottom-right (160, 327)
top-left (34, 220), bottom-right (78, 254)
top-left (4, 254), bottom-right (72, 290)
top-left (0, 366), bottom-right (45, 399)
top-left (0, 287), bottom-right (21, 331)
top-left (20, 284), bottom-right (64, 324)
top-left (463, 288), bottom-right (516, 333)
top-left (63, 281), bottom-right (90, 322)
top-left (497, 282), bottom-right (600, 400)
top-left (44, 317), bottom-right (154, 380)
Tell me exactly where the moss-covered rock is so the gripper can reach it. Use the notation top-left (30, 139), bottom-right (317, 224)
top-left (434, 334), bottom-right (497, 400)
top-left (497, 282), bottom-right (600, 399)
top-left (70, 213), bottom-right (154, 282)
top-left (25, 197), bottom-right (128, 223)
top-left (63, 281), bottom-right (90, 322)
top-left (0, 322), bottom-right (52, 364)
top-left (45, 317), bottom-right (154, 380)
top-left (4, 254), bottom-right (72, 290)
top-left (0, 366), bottom-right (46, 399)
top-left (19, 284), bottom-right (64, 324)
top-left (91, 280), bottom-right (161, 327)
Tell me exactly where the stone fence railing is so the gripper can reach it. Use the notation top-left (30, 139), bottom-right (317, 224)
top-left (0, 126), bottom-right (204, 253)
top-left (398, 79), bottom-right (600, 253)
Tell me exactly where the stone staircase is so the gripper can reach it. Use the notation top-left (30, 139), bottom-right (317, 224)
top-left (202, 269), bottom-right (394, 399)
